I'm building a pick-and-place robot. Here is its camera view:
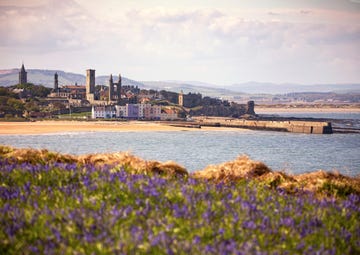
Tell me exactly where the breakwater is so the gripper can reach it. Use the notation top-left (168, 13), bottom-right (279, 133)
top-left (192, 117), bottom-right (333, 134)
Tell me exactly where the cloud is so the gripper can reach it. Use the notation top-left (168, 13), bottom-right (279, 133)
top-left (300, 10), bottom-right (311, 15)
top-left (268, 11), bottom-right (280, 16)
top-left (111, 7), bottom-right (360, 83)
top-left (0, 2), bottom-right (359, 83)
top-left (0, 0), bottom-right (97, 52)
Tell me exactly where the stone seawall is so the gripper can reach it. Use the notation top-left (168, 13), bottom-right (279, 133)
top-left (194, 117), bottom-right (333, 134)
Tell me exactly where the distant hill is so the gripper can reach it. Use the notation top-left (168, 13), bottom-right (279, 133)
top-left (140, 81), bottom-right (246, 98)
top-left (0, 69), bottom-right (144, 88)
top-left (0, 68), bottom-right (244, 98)
top-left (0, 69), bottom-right (84, 87)
top-left (1, 68), bottom-right (359, 96)
top-left (143, 80), bottom-right (360, 95)
top-left (227, 82), bottom-right (360, 94)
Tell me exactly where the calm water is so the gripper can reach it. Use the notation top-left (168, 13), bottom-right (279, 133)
top-left (258, 111), bottom-right (360, 120)
top-left (1, 129), bottom-right (359, 176)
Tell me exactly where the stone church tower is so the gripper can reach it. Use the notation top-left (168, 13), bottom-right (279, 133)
top-left (117, 74), bottom-right (122, 104)
top-left (54, 72), bottom-right (59, 91)
top-left (86, 69), bottom-right (95, 102)
top-left (19, 63), bottom-right (27, 85)
top-left (246, 100), bottom-right (255, 115)
top-left (108, 73), bottom-right (122, 103)
top-left (178, 90), bottom-right (184, 106)
top-left (109, 74), bottom-right (114, 101)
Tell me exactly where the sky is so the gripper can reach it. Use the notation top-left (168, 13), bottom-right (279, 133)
top-left (0, 0), bottom-right (359, 85)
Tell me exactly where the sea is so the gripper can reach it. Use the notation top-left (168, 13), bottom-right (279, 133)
top-left (1, 112), bottom-right (359, 176)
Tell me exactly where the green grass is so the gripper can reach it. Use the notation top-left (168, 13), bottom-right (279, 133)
top-left (57, 112), bottom-right (91, 119)
top-left (0, 146), bottom-right (359, 254)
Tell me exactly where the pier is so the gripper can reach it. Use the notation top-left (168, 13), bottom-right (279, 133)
top-left (191, 117), bottom-right (333, 134)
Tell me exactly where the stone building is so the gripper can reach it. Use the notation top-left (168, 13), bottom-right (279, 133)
top-left (86, 69), bottom-right (95, 102)
top-left (108, 74), bottom-right (123, 104)
top-left (245, 101), bottom-right (255, 115)
top-left (117, 74), bottom-right (122, 104)
top-left (19, 63), bottom-right (27, 85)
top-left (48, 72), bottom-right (86, 100)
top-left (109, 74), bottom-right (114, 101)
top-left (178, 91), bottom-right (202, 108)
top-left (178, 91), bottom-right (184, 106)
top-left (54, 72), bottom-right (59, 91)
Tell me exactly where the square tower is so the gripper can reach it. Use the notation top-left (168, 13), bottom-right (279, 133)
top-left (86, 69), bottom-right (95, 95)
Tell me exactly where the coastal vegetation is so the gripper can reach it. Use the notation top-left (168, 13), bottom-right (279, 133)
top-left (0, 84), bottom-right (52, 119)
top-left (0, 146), bottom-right (359, 254)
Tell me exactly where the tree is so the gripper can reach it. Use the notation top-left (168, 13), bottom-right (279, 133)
top-left (51, 102), bottom-right (66, 111)
top-left (0, 87), bottom-right (16, 97)
top-left (24, 101), bottom-right (40, 112)
top-left (13, 83), bottom-right (51, 98)
top-left (7, 98), bottom-right (25, 112)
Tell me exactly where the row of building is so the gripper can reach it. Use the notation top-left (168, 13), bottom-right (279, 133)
top-left (92, 104), bottom-right (178, 120)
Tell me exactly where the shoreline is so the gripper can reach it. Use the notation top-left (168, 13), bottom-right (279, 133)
top-left (0, 120), bottom-right (248, 135)
top-left (1, 107), bottom-right (359, 135)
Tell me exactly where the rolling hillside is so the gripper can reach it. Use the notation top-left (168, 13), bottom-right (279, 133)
top-left (0, 69), bottom-right (144, 88)
top-left (0, 68), bottom-right (244, 98)
top-left (1, 68), bottom-right (359, 98)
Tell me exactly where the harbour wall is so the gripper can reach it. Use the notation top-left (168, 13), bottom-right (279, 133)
top-left (193, 117), bottom-right (333, 134)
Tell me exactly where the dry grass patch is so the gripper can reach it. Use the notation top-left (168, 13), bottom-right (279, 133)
top-left (1, 145), bottom-right (359, 198)
top-left (0, 145), bottom-right (76, 164)
top-left (295, 170), bottom-right (360, 197)
top-left (0, 145), bottom-right (188, 177)
top-left (192, 155), bottom-right (271, 182)
top-left (79, 152), bottom-right (188, 177)
top-left (192, 155), bottom-right (360, 198)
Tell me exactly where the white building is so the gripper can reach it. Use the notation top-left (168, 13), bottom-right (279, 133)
top-left (115, 105), bottom-right (126, 118)
top-left (91, 105), bottom-right (116, 119)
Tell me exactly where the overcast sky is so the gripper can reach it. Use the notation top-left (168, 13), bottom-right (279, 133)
top-left (0, 0), bottom-right (359, 85)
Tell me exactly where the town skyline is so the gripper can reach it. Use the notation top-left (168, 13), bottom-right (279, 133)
top-left (0, 0), bottom-right (359, 85)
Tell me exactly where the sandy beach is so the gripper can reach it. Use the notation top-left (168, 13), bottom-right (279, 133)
top-left (0, 120), bottom-right (238, 135)
top-left (1, 107), bottom-right (358, 135)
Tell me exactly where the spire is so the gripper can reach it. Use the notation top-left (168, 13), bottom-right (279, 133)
top-left (117, 73), bottom-right (122, 103)
top-left (19, 62), bottom-right (27, 85)
top-left (54, 72), bottom-right (59, 91)
top-left (118, 74), bottom-right (122, 84)
top-left (109, 74), bottom-right (114, 102)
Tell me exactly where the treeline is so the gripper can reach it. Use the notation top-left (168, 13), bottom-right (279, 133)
top-left (0, 84), bottom-right (52, 118)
